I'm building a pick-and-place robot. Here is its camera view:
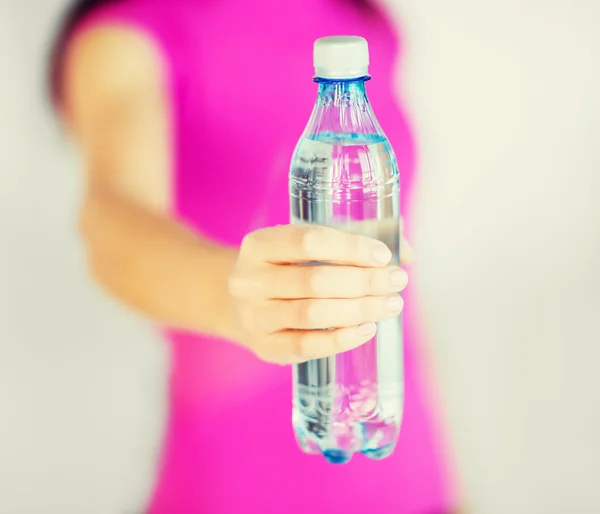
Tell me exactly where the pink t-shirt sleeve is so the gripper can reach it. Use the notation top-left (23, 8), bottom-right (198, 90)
top-left (59, 0), bottom-right (192, 113)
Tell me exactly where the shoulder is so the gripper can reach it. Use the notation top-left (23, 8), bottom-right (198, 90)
top-left (57, 1), bottom-right (195, 118)
top-left (61, 25), bottom-right (165, 131)
top-left (66, 25), bottom-right (163, 100)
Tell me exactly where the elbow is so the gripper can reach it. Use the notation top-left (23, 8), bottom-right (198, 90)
top-left (78, 193), bottom-right (119, 292)
top-left (77, 190), bottom-right (146, 315)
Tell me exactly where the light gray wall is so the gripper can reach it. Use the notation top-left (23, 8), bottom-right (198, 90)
top-left (0, 3), bottom-right (167, 513)
top-left (400, 1), bottom-right (600, 512)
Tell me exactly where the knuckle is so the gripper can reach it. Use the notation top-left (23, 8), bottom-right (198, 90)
top-left (306, 266), bottom-right (326, 296)
top-left (240, 229), bottom-right (270, 259)
top-left (304, 300), bottom-right (323, 328)
top-left (294, 300), bottom-right (318, 329)
top-left (360, 268), bottom-right (376, 295)
top-left (295, 225), bottom-right (321, 256)
top-left (295, 332), bottom-right (317, 360)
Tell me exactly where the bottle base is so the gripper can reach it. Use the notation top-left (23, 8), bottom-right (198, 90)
top-left (361, 443), bottom-right (395, 460)
top-left (294, 422), bottom-right (398, 464)
top-left (323, 448), bottom-right (352, 464)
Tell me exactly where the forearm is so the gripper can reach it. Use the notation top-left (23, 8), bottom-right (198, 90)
top-left (80, 186), bottom-right (240, 340)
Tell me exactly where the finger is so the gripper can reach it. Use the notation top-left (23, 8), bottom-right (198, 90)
top-left (342, 217), bottom-right (414, 265)
top-left (257, 323), bottom-right (379, 364)
top-left (260, 295), bottom-right (404, 331)
top-left (241, 224), bottom-right (392, 267)
top-left (400, 236), bottom-right (415, 265)
top-left (231, 264), bottom-right (408, 300)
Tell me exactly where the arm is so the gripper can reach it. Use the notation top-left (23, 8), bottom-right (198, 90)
top-left (64, 26), bottom-right (239, 339)
top-left (64, 26), bottom-right (409, 363)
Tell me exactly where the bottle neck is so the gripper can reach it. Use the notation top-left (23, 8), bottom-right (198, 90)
top-left (315, 76), bottom-right (369, 102)
top-left (307, 77), bottom-right (381, 139)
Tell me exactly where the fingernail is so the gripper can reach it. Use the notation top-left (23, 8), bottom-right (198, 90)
top-left (373, 246), bottom-right (392, 265)
top-left (357, 322), bottom-right (377, 336)
top-left (385, 295), bottom-right (404, 312)
top-left (390, 270), bottom-right (408, 287)
top-left (401, 241), bottom-right (415, 263)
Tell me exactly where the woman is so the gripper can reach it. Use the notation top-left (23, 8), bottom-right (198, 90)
top-left (50, 0), bottom-right (454, 512)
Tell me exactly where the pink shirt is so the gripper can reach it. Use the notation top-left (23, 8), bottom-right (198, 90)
top-left (74, 0), bottom-right (453, 511)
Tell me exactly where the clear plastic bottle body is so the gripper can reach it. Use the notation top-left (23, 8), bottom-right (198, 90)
top-left (289, 78), bottom-right (403, 464)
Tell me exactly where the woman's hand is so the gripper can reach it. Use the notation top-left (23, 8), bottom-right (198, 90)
top-left (228, 224), bottom-right (409, 364)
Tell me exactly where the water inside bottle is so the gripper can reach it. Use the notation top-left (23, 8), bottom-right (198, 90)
top-left (290, 132), bottom-right (404, 463)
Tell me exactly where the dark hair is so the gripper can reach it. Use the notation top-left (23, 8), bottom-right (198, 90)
top-left (48, 0), bottom-right (374, 103)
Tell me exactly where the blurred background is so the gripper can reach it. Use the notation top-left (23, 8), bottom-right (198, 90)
top-left (405, 3), bottom-right (600, 513)
top-left (0, 2), bottom-right (166, 513)
top-left (1, 1), bottom-right (600, 513)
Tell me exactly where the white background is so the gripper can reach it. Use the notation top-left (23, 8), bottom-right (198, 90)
top-left (402, 1), bottom-right (600, 512)
top-left (0, 2), bottom-right (167, 513)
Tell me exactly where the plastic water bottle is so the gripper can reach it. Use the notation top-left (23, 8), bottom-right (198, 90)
top-left (289, 36), bottom-right (403, 464)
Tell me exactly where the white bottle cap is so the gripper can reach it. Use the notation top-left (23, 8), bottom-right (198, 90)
top-left (313, 36), bottom-right (370, 80)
